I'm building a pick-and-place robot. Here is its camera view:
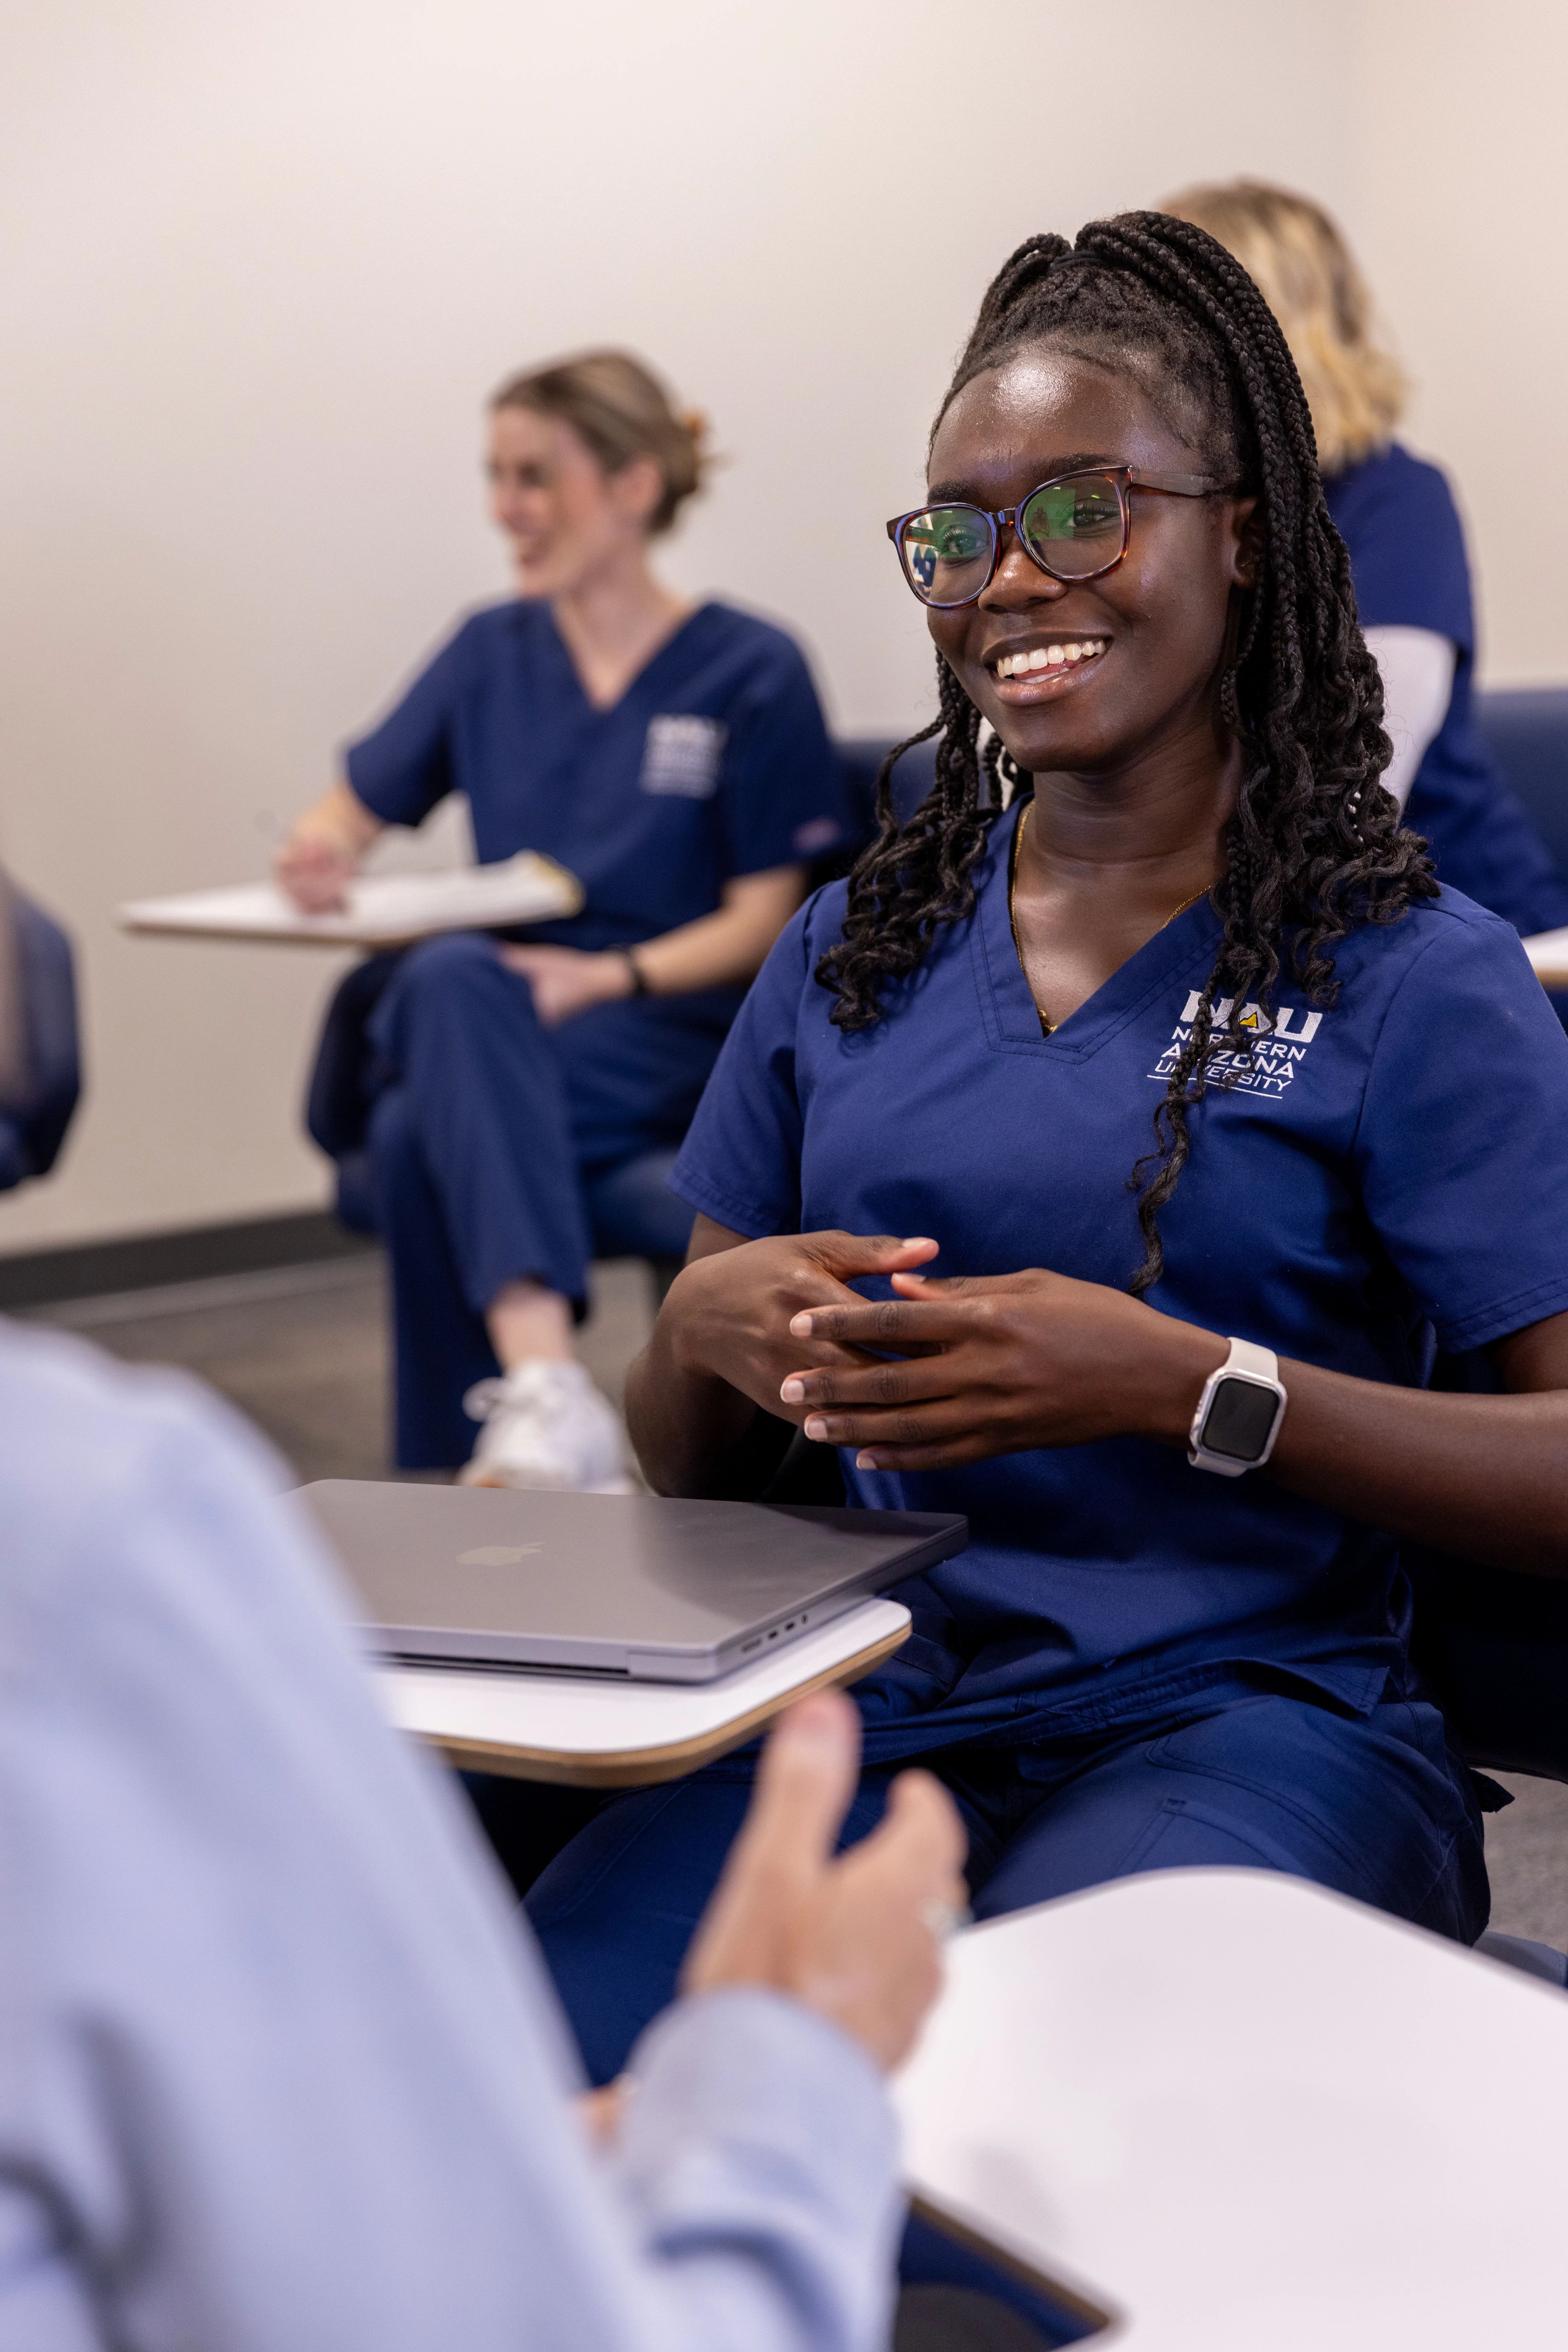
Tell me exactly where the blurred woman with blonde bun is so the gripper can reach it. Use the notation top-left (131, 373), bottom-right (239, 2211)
top-left (277, 351), bottom-right (846, 1486)
top-left (1162, 178), bottom-right (1568, 939)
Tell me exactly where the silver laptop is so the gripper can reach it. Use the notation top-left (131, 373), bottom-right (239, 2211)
top-left (299, 1480), bottom-right (967, 1684)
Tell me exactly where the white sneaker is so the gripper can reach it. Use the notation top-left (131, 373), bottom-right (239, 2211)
top-left (458, 1359), bottom-right (634, 1493)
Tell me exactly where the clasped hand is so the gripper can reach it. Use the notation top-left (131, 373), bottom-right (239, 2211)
top-left (746, 1237), bottom-right (1224, 1473)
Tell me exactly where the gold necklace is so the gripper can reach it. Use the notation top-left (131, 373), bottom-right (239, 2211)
top-left (1008, 800), bottom-right (1052, 1033)
top-left (1160, 882), bottom-right (1211, 928)
top-left (1008, 797), bottom-right (1213, 1036)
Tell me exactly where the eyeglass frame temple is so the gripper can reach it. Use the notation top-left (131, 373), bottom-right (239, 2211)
top-left (885, 466), bottom-right (1231, 605)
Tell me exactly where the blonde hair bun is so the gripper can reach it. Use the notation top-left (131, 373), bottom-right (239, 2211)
top-left (491, 350), bottom-right (709, 534)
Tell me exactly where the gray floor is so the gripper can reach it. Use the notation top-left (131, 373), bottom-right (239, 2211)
top-left (32, 1249), bottom-right (657, 1485)
top-left (26, 1254), bottom-right (1568, 1955)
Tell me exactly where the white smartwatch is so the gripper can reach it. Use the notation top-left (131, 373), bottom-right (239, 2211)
top-left (1187, 1337), bottom-right (1287, 1477)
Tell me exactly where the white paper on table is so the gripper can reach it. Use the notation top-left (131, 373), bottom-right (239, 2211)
top-left (118, 852), bottom-right (584, 947)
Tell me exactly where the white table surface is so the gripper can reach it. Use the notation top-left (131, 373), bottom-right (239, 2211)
top-left (378, 1596), bottom-right (911, 1783)
top-left (896, 1866), bottom-right (1568, 2349)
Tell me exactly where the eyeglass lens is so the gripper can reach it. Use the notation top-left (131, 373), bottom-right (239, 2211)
top-left (897, 506), bottom-right (994, 606)
top-left (1018, 474), bottom-right (1125, 577)
top-left (897, 472), bottom-right (1128, 605)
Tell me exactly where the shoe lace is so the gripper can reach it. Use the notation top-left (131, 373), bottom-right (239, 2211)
top-left (463, 1362), bottom-right (579, 1425)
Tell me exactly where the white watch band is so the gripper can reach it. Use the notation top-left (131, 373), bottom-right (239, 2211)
top-left (1187, 1336), bottom-right (1287, 1477)
top-left (1222, 1337), bottom-right (1277, 1384)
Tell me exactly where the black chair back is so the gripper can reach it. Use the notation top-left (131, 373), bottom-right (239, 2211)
top-left (304, 952), bottom-right (404, 1239)
top-left (831, 736), bottom-right (941, 873)
top-left (305, 951), bottom-right (401, 1164)
top-left (1473, 688), bottom-right (1568, 881)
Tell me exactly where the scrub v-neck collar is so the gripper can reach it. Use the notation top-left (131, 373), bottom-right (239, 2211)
top-left (540, 599), bottom-right (718, 719)
top-left (972, 794), bottom-right (1224, 1063)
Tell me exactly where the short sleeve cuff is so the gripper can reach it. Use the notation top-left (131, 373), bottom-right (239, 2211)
top-left (722, 814), bottom-right (847, 882)
top-left (343, 741), bottom-right (423, 830)
top-left (1433, 1272), bottom-right (1568, 1355)
top-left (669, 1158), bottom-right (792, 1240)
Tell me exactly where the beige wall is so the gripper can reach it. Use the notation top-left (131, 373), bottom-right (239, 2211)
top-left (0, 0), bottom-right (1558, 1255)
top-left (1352, 0), bottom-right (1568, 686)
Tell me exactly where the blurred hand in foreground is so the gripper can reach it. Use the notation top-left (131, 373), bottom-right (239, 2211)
top-left (682, 1687), bottom-right (967, 2073)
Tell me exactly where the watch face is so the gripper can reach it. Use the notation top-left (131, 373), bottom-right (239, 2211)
top-left (1201, 1376), bottom-right (1280, 1462)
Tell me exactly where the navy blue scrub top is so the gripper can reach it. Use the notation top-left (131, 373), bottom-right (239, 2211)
top-left (673, 802), bottom-right (1568, 1764)
top-left (1325, 443), bottom-right (1568, 937)
top-left (344, 598), bottom-right (848, 1159)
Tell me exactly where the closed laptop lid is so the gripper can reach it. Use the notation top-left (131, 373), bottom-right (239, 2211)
top-left (299, 1481), bottom-right (966, 1679)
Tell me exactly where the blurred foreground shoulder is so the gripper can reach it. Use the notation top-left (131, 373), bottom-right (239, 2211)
top-left (0, 1317), bottom-right (290, 1538)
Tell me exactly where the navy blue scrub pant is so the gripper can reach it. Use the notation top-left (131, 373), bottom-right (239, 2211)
top-left (524, 1685), bottom-right (1486, 2334)
top-left (364, 933), bottom-right (695, 1468)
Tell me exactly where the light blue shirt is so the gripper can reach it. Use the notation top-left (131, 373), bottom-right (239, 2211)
top-left (0, 1320), bottom-right (901, 2351)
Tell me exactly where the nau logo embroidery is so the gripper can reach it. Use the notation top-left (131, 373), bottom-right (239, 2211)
top-left (1150, 989), bottom-right (1325, 1098)
top-left (640, 714), bottom-right (727, 798)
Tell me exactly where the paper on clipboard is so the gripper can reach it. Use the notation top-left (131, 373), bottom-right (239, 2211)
top-left (119, 852), bottom-right (584, 948)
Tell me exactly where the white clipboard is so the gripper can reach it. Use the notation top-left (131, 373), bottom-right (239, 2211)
top-left (119, 852), bottom-right (583, 948)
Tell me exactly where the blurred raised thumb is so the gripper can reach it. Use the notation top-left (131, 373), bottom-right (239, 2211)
top-left (734, 1690), bottom-right (862, 1880)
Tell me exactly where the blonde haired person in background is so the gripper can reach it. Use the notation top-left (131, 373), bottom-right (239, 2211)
top-left (277, 351), bottom-right (846, 1489)
top-left (1162, 179), bottom-right (1568, 942)
top-left (1162, 179), bottom-right (1407, 476)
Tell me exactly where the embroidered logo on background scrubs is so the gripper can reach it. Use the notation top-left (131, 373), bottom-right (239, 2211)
top-left (1150, 989), bottom-right (1325, 1098)
top-left (792, 814), bottom-right (842, 855)
top-left (639, 714), bottom-right (727, 798)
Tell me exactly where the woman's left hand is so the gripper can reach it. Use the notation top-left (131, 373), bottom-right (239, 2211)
top-left (779, 1267), bottom-right (1226, 1472)
top-left (499, 943), bottom-right (634, 1027)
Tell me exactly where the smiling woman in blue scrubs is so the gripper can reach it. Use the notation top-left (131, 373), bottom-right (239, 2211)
top-left (276, 353), bottom-right (845, 1483)
top-left (524, 218), bottom-right (1568, 2103)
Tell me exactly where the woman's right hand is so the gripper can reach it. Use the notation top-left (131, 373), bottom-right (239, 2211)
top-left (663, 1228), bottom-right (941, 1424)
top-left (273, 782), bottom-right (384, 913)
top-left (274, 829), bottom-right (359, 914)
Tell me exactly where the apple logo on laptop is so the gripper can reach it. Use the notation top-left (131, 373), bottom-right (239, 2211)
top-left (457, 1544), bottom-right (544, 1567)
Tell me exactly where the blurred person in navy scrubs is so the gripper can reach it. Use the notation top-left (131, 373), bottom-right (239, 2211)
top-left (277, 353), bottom-right (846, 1486)
top-left (0, 864), bottom-right (79, 1195)
top-left (1162, 179), bottom-right (1568, 939)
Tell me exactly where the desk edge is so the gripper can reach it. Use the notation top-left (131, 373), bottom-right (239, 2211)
top-left (418, 1619), bottom-right (911, 1787)
top-left (906, 2194), bottom-right (1123, 2342)
top-left (122, 916), bottom-right (429, 949)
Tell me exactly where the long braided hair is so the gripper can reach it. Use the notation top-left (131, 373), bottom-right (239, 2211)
top-left (815, 211), bottom-right (1437, 1295)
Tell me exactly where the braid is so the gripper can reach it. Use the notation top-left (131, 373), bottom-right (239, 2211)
top-left (816, 208), bottom-right (1435, 1296)
top-left (814, 657), bottom-right (996, 1020)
